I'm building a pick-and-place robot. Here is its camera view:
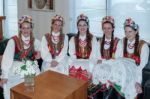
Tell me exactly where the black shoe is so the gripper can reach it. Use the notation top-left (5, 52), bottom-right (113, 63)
top-left (105, 87), bottom-right (125, 99)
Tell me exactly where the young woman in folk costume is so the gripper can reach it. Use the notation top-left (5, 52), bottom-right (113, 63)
top-left (96, 16), bottom-right (122, 63)
top-left (92, 16), bottom-right (123, 98)
top-left (93, 18), bottom-right (149, 99)
top-left (0, 15), bottom-right (41, 99)
top-left (68, 14), bottom-right (97, 81)
top-left (41, 15), bottom-right (68, 75)
top-left (120, 18), bottom-right (149, 98)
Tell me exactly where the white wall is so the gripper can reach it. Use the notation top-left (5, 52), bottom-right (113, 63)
top-left (17, 0), bottom-right (70, 40)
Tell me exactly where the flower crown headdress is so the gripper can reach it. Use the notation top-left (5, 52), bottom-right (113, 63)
top-left (52, 15), bottom-right (64, 22)
top-left (124, 18), bottom-right (139, 30)
top-left (102, 16), bottom-right (114, 27)
top-left (77, 14), bottom-right (89, 23)
top-left (18, 15), bottom-right (33, 28)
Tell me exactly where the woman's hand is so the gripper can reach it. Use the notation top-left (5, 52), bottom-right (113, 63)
top-left (50, 60), bottom-right (59, 67)
top-left (35, 51), bottom-right (41, 59)
top-left (135, 82), bottom-right (142, 94)
top-left (0, 79), bottom-right (8, 87)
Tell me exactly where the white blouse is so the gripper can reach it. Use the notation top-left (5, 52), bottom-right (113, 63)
top-left (118, 39), bottom-right (149, 83)
top-left (122, 39), bottom-right (150, 83)
top-left (69, 35), bottom-right (97, 61)
top-left (41, 34), bottom-right (68, 63)
top-left (1, 38), bottom-right (41, 79)
top-left (96, 37), bottom-right (123, 61)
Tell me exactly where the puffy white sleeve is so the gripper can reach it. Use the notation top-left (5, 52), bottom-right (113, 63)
top-left (68, 37), bottom-right (76, 59)
top-left (41, 36), bottom-right (52, 62)
top-left (115, 40), bottom-right (123, 58)
top-left (1, 39), bottom-right (15, 79)
top-left (137, 43), bottom-right (149, 83)
top-left (56, 35), bottom-right (68, 62)
top-left (34, 39), bottom-right (41, 52)
top-left (96, 39), bottom-right (102, 60)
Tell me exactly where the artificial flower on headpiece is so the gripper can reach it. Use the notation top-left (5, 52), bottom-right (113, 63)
top-left (52, 15), bottom-right (64, 22)
top-left (124, 18), bottom-right (139, 30)
top-left (77, 14), bottom-right (89, 23)
top-left (102, 16), bottom-right (114, 26)
top-left (18, 15), bottom-right (32, 27)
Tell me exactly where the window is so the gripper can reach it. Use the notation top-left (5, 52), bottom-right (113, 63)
top-left (0, 0), bottom-right (3, 15)
top-left (69, 0), bottom-right (106, 37)
top-left (70, 0), bottom-right (150, 43)
top-left (0, 0), bottom-right (18, 38)
top-left (109, 0), bottom-right (150, 42)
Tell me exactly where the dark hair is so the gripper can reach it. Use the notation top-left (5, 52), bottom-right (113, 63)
top-left (77, 19), bottom-right (89, 27)
top-left (102, 21), bottom-right (115, 29)
top-left (124, 25), bottom-right (140, 65)
top-left (124, 32), bottom-right (140, 57)
top-left (75, 19), bottom-right (92, 58)
top-left (101, 22), bottom-right (114, 58)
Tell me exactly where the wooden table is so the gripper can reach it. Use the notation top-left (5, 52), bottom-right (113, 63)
top-left (10, 70), bottom-right (88, 99)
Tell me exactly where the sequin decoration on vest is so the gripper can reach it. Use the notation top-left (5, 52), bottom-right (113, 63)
top-left (100, 37), bottom-right (119, 60)
top-left (12, 36), bottom-right (36, 61)
top-left (75, 35), bottom-right (92, 59)
top-left (45, 33), bottom-right (64, 59)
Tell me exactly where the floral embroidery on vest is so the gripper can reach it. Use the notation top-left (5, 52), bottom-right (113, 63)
top-left (123, 39), bottom-right (145, 65)
top-left (12, 36), bottom-right (36, 61)
top-left (75, 35), bottom-right (92, 59)
top-left (45, 33), bottom-right (64, 59)
top-left (100, 37), bottom-right (119, 60)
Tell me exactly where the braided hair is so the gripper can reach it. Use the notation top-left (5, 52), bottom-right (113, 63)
top-left (19, 21), bottom-right (34, 50)
top-left (75, 19), bottom-right (92, 58)
top-left (124, 33), bottom-right (140, 56)
top-left (123, 27), bottom-right (140, 65)
top-left (101, 21), bottom-right (114, 58)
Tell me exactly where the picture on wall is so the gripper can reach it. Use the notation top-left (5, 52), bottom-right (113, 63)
top-left (28, 0), bottom-right (54, 11)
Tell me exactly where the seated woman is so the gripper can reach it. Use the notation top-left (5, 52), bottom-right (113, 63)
top-left (92, 16), bottom-right (123, 98)
top-left (68, 14), bottom-right (97, 81)
top-left (0, 15), bottom-right (41, 99)
top-left (93, 18), bottom-right (149, 99)
top-left (41, 15), bottom-right (68, 75)
top-left (96, 16), bottom-right (122, 63)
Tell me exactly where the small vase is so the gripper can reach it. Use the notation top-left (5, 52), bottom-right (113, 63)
top-left (24, 74), bottom-right (35, 92)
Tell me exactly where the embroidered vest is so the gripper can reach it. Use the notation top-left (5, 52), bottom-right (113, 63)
top-left (12, 36), bottom-right (36, 61)
top-left (123, 39), bottom-right (145, 65)
top-left (75, 36), bottom-right (93, 59)
top-left (45, 33), bottom-right (64, 59)
top-left (99, 37), bottom-right (119, 60)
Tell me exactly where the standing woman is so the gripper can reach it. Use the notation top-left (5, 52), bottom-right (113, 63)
top-left (68, 14), bottom-right (97, 81)
top-left (41, 15), bottom-right (68, 74)
top-left (122, 18), bottom-right (149, 98)
top-left (0, 15), bottom-right (41, 99)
